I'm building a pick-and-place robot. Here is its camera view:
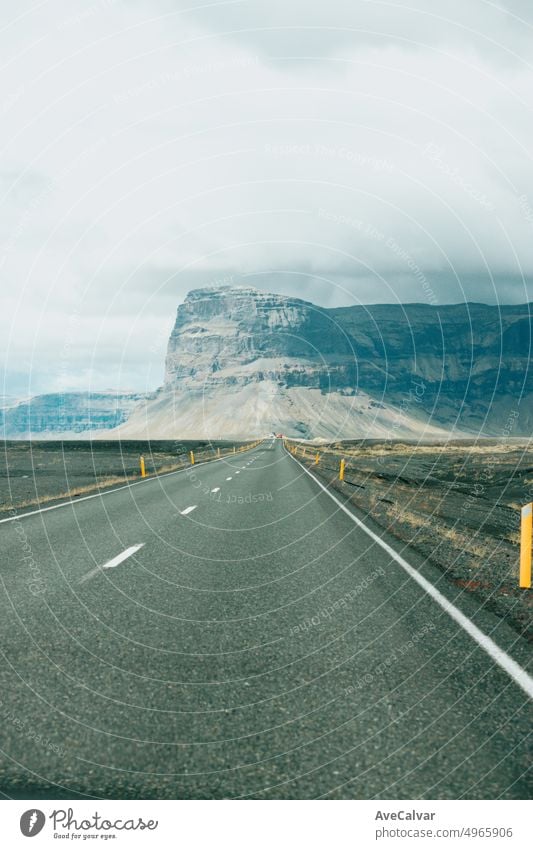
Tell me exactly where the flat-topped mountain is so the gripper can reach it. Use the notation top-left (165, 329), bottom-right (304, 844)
top-left (117, 286), bottom-right (533, 439)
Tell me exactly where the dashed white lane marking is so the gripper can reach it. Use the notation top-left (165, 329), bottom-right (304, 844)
top-left (80, 544), bottom-right (144, 583)
top-left (288, 449), bottom-right (533, 701)
top-left (226, 476), bottom-right (232, 481)
top-left (103, 544), bottom-right (144, 568)
top-left (211, 487), bottom-right (220, 493)
top-left (180, 505), bottom-right (197, 515)
top-left (235, 471), bottom-right (240, 475)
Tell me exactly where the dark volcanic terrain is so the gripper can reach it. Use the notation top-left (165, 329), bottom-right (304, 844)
top-left (0, 439), bottom-right (249, 514)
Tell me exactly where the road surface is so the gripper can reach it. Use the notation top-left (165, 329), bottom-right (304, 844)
top-left (0, 440), bottom-right (531, 799)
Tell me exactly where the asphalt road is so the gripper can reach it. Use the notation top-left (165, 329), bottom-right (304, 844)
top-left (0, 440), bottom-right (531, 799)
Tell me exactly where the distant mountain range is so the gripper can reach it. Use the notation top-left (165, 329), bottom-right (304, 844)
top-left (2, 287), bottom-right (532, 439)
top-left (0, 391), bottom-right (146, 440)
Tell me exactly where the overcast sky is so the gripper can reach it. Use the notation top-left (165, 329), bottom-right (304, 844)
top-left (1, 0), bottom-right (533, 395)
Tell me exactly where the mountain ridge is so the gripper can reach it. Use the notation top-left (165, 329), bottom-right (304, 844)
top-left (2, 287), bottom-right (531, 439)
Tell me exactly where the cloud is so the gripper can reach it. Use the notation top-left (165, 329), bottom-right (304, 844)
top-left (142, 0), bottom-right (533, 64)
top-left (1, 0), bottom-right (532, 393)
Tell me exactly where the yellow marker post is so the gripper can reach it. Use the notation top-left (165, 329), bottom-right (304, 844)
top-left (315, 453), bottom-right (320, 465)
top-left (217, 447), bottom-right (221, 458)
top-left (140, 456), bottom-right (146, 478)
top-left (190, 450), bottom-right (195, 465)
top-left (520, 503), bottom-right (532, 588)
top-left (339, 459), bottom-right (345, 481)
top-left (233, 446), bottom-right (236, 454)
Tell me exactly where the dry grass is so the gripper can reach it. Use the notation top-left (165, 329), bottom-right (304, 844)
top-left (505, 530), bottom-right (521, 545)
top-left (386, 505), bottom-right (428, 530)
top-left (293, 440), bottom-right (533, 460)
top-left (382, 502), bottom-right (494, 558)
top-left (0, 475), bottom-right (140, 513)
top-left (437, 526), bottom-right (493, 558)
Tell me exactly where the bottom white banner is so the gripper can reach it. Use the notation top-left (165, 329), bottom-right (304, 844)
top-left (0, 799), bottom-right (530, 848)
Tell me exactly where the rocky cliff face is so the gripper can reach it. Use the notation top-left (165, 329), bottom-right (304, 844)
top-left (163, 286), bottom-right (354, 392)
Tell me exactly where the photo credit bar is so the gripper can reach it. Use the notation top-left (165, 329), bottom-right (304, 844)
top-left (1, 800), bottom-right (530, 847)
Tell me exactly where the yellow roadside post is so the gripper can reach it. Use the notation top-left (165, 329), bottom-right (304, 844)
top-left (315, 453), bottom-right (319, 465)
top-left (233, 446), bottom-right (236, 454)
top-left (520, 503), bottom-right (532, 588)
top-left (139, 456), bottom-right (146, 478)
top-left (217, 447), bottom-right (221, 458)
top-left (190, 450), bottom-right (195, 465)
top-left (339, 459), bottom-right (345, 481)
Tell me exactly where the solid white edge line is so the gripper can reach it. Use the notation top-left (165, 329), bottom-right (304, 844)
top-left (0, 442), bottom-right (264, 525)
top-left (80, 543), bottom-right (144, 583)
top-left (287, 447), bottom-right (533, 700)
top-left (180, 505), bottom-right (197, 515)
